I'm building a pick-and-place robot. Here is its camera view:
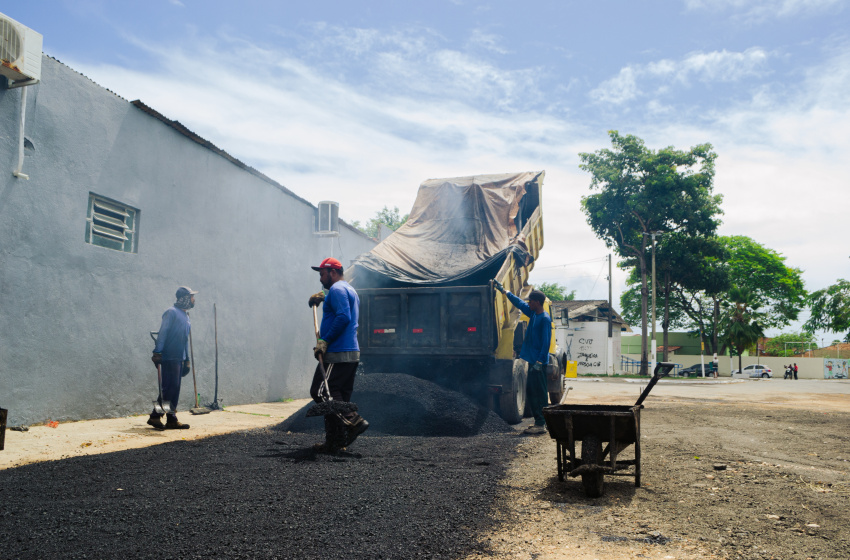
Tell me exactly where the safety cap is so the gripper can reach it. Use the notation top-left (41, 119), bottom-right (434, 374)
top-left (311, 257), bottom-right (343, 271)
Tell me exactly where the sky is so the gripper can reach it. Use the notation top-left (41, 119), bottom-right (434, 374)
top-left (5, 0), bottom-right (849, 343)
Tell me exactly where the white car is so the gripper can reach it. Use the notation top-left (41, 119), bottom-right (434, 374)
top-left (731, 365), bottom-right (773, 378)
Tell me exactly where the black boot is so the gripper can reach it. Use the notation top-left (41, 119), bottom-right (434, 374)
top-left (315, 415), bottom-right (346, 453)
top-left (343, 415), bottom-right (370, 447)
top-left (147, 413), bottom-right (165, 430)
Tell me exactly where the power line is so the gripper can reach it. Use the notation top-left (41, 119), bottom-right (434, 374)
top-left (537, 256), bottom-right (608, 269)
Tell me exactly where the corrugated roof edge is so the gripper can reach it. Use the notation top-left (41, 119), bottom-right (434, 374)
top-left (46, 55), bottom-right (129, 101)
top-left (129, 100), bottom-right (371, 241)
top-left (43, 56), bottom-right (370, 241)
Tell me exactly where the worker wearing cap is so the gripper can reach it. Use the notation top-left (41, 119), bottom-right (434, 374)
top-left (493, 281), bottom-right (551, 435)
top-left (308, 258), bottom-right (369, 451)
top-left (148, 286), bottom-right (197, 430)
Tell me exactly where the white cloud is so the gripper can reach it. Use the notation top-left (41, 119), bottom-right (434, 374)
top-left (589, 66), bottom-right (640, 104)
top-left (467, 29), bottom-right (510, 54)
top-left (683, 0), bottom-right (843, 22)
top-left (64, 25), bottom-right (850, 317)
top-left (591, 48), bottom-right (769, 104)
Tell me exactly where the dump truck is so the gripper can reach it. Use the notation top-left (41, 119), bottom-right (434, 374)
top-left (349, 171), bottom-right (566, 423)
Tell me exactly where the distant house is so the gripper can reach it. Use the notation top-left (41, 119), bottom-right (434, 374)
top-left (549, 300), bottom-right (632, 333)
top-left (0, 55), bottom-right (375, 424)
top-left (549, 300), bottom-right (631, 375)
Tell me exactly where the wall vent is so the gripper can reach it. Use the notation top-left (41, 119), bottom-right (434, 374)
top-left (85, 194), bottom-right (138, 253)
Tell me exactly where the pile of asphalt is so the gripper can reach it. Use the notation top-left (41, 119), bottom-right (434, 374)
top-left (280, 372), bottom-right (514, 437)
top-left (0, 428), bottom-right (518, 559)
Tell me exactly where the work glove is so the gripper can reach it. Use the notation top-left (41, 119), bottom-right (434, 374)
top-left (151, 353), bottom-right (162, 366)
top-left (181, 360), bottom-right (191, 377)
top-left (308, 291), bottom-right (325, 308)
top-left (493, 280), bottom-right (506, 294)
top-left (530, 361), bottom-right (545, 375)
top-left (313, 339), bottom-right (328, 360)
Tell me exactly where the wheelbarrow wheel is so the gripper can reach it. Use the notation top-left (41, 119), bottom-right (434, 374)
top-left (581, 435), bottom-right (604, 498)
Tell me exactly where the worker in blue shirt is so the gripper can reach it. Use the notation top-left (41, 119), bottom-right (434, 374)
top-left (494, 281), bottom-right (551, 435)
top-left (307, 257), bottom-right (369, 451)
top-left (149, 286), bottom-right (197, 430)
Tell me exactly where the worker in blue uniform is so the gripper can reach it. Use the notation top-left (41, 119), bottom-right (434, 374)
top-left (149, 286), bottom-right (197, 430)
top-left (494, 281), bottom-right (551, 435)
top-left (308, 257), bottom-right (369, 451)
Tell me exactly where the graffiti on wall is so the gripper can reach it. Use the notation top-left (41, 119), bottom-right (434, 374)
top-left (562, 330), bottom-right (606, 374)
top-left (824, 359), bottom-right (848, 379)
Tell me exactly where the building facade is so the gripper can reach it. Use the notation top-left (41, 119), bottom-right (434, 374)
top-left (0, 57), bottom-right (374, 424)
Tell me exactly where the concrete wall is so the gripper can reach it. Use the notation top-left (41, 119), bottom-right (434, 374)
top-left (556, 322), bottom-right (621, 375)
top-left (0, 57), bottom-right (375, 425)
top-left (622, 354), bottom-right (845, 380)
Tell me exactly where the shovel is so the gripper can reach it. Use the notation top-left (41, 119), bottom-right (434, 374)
top-left (305, 305), bottom-right (358, 418)
top-left (635, 362), bottom-right (676, 406)
top-left (150, 331), bottom-right (172, 415)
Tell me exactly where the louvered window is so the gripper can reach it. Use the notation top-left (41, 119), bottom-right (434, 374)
top-left (85, 194), bottom-right (138, 253)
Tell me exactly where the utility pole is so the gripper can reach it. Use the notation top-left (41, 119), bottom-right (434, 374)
top-left (608, 253), bottom-right (613, 339)
top-left (608, 253), bottom-right (613, 376)
top-left (650, 232), bottom-right (659, 376)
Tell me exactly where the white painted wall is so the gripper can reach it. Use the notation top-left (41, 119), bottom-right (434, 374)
top-left (0, 57), bottom-right (375, 424)
top-left (556, 322), bottom-right (620, 375)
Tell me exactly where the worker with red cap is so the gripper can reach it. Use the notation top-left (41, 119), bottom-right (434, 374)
top-left (308, 257), bottom-right (369, 451)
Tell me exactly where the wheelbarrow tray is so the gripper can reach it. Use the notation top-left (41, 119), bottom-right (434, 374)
top-left (542, 403), bottom-right (644, 495)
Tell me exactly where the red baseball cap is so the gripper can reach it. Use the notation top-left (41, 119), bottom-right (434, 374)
top-left (311, 257), bottom-right (343, 271)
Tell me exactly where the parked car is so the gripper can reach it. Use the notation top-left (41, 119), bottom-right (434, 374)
top-left (731, 364), bottom-right (773, 378)
top-left (679, 363), bottom-right (717, 376)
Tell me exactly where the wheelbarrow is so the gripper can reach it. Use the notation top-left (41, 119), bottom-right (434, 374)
top-left (542, 362), bottom-right (675, 497)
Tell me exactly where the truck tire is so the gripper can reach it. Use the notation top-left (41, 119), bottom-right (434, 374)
top-left (581, 435), bottom-right (604, 498)
top-left (499, 359), bottom-right (527, 424)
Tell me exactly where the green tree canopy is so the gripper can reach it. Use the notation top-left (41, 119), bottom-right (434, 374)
top-left (621, 235), bottom-right (804, 357)
top-left (580, 131), bottom-right (722, 373)
top-left (804, 279), bottom-right (850, 338)
top-left (537, 282), bottom-right (576, 302)
top-left (350, 206), bottom-right (409, 239)
top-left (722, 236), bottom-right (806, 329)
top-left (762, 332), bottom-right (816, 357)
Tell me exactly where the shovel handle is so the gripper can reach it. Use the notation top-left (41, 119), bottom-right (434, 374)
top-left (635, 362), bottom-right (676, 406)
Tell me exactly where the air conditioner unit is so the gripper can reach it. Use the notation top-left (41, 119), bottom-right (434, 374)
top-left (0, 12), bottom-right (43, 86)
top-left (316, 201), bottom-right (339, 235)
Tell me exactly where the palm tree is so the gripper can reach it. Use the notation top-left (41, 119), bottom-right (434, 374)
top-left (724, 286), bottom-right (765, 374)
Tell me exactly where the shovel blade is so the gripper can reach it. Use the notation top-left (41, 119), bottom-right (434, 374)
top-left (306, 400), bottom-right (358, 417)
top-left (153, 400), bottom-right (172, 415)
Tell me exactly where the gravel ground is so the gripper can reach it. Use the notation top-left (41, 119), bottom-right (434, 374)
top-left (2, 376), bottom-right (848, 560)
top-left (280, 373), bottom-right (514, 437)
top-left (0, 373), bottom-right (518, 560)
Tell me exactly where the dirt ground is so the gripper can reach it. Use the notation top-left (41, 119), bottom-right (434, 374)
top-left (467, 380), bottom-right (850, 560)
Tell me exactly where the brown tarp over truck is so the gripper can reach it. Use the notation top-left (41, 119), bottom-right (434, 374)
top-left (350, 171), bottom-right (542, 288)
top-left (350, 172), bottom-right (555, 423)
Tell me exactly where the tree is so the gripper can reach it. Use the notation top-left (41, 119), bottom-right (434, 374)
top-left (723, 286), bottom-right (765, 374)
top-left (623, 235), bottom-right (805, 358)
top-left (537, 282), bottom-right (576, 302)
top-left (580, 131), bottom-right (722, 374)
top-left (762, 332), bottom-right (816, 357)
top-left (620, 232), bottom-right (729, 360)
top-left (721, 236), bottom-right (806, 330)
top-left (350, 206), bottom-right (408, 239)
top-left (804, 279), bottom-right (850, 339)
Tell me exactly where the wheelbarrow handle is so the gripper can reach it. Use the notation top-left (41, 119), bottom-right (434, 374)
top-left (635, 362), bottom-right (676, 406)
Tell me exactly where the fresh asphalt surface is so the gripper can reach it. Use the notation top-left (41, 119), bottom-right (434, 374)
top-left (0, 374), bottom-right (519, 559)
